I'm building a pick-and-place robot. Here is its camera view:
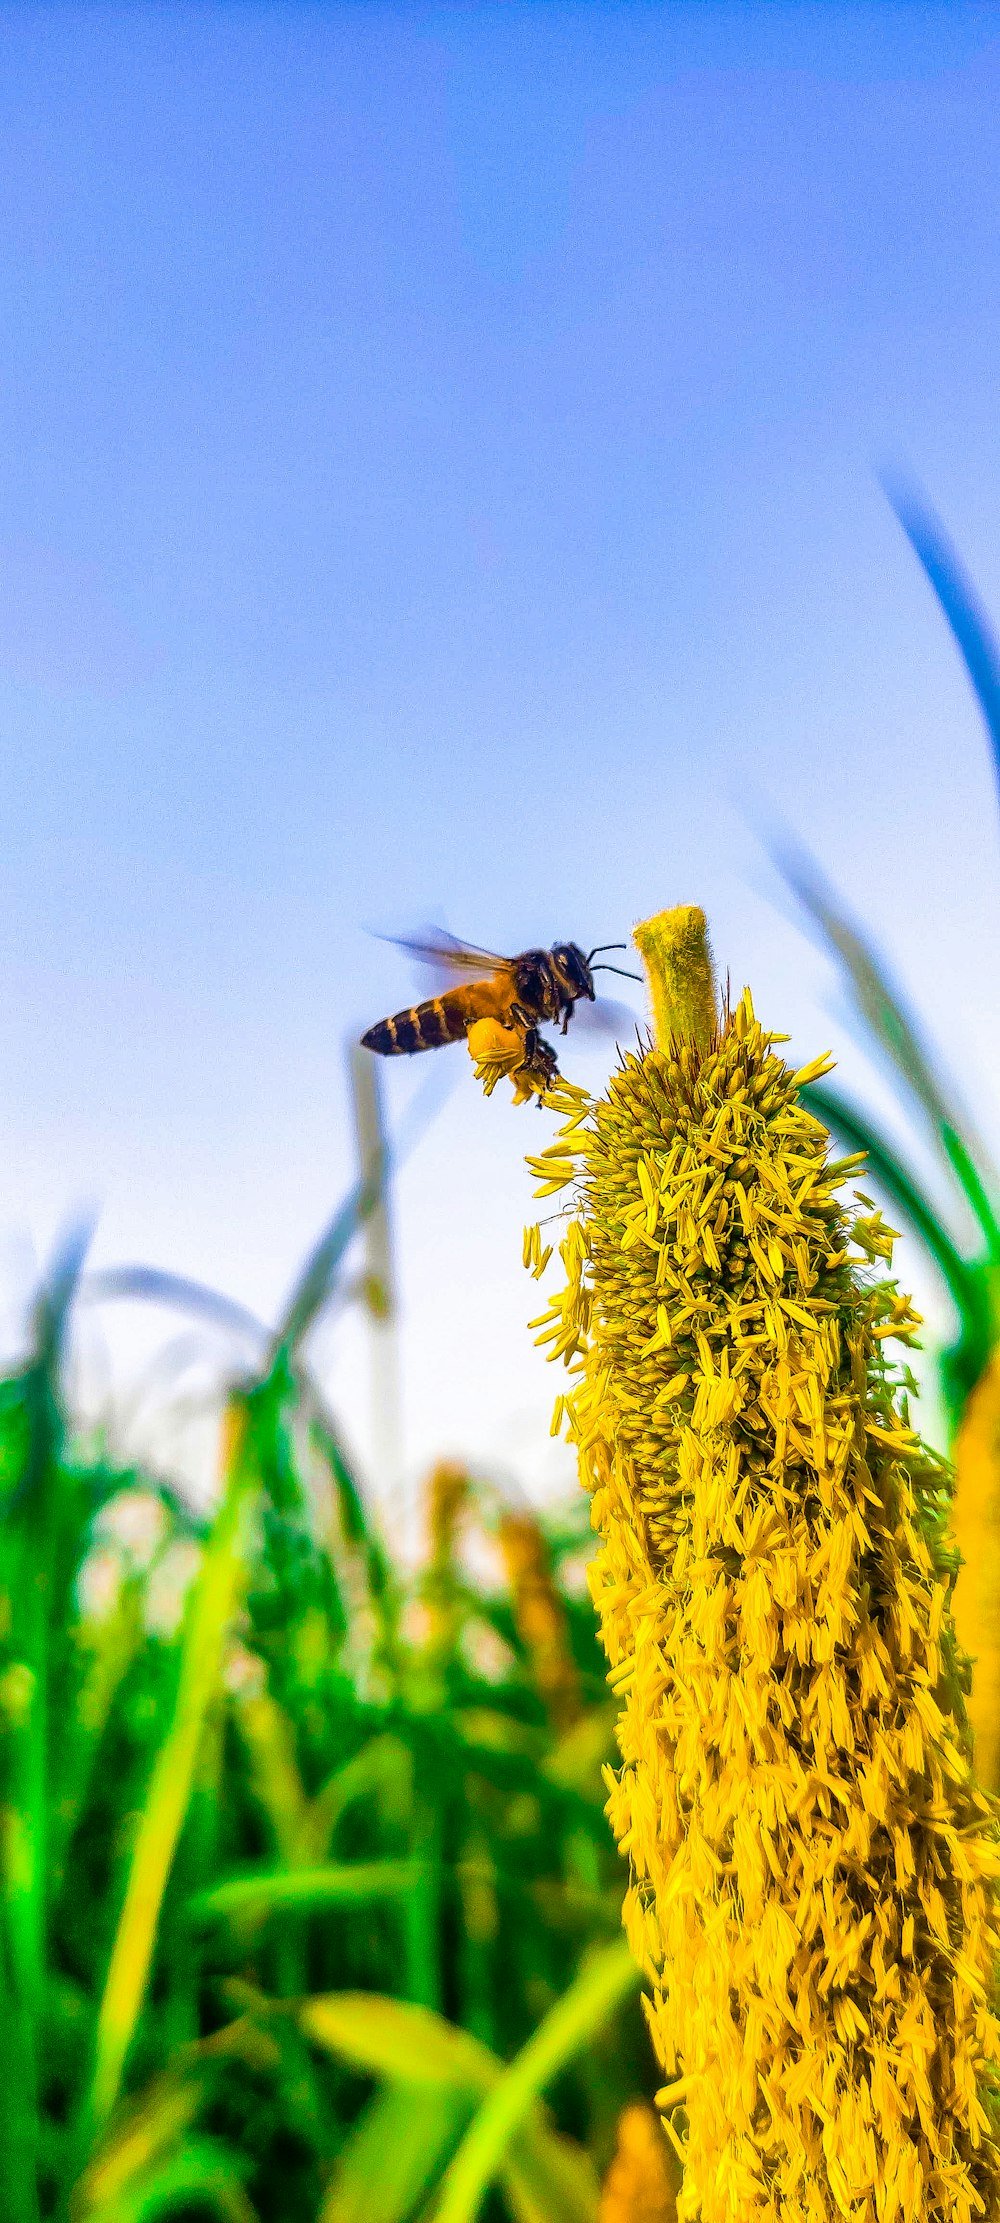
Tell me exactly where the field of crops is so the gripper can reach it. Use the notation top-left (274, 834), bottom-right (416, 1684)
top-left (5, 502), bottom-right (1000, 2223)
top-left (0, 1177), bottom-right (675, 2223)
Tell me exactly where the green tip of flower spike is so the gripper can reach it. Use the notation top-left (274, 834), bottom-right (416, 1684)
top-left (632, 905), bottom-right (717, 1053)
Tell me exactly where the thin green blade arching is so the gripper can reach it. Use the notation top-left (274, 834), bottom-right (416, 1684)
top-left (84, 1401), bottom-right (260, 2142)
top-left (779, 841), bottom-right (1000, 1259)
top-left (887, 474), bottom-right (1000, 794)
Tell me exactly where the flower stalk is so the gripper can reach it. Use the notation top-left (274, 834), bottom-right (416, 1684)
top-left (519, 905), bottom-right (1000, 2222)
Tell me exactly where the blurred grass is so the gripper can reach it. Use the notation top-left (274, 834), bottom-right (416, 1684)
top-left (0, 1136), bottom-right (655, 2223)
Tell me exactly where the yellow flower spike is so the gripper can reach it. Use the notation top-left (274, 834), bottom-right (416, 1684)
top-left (526, 905), bottom-right (1000, 2223)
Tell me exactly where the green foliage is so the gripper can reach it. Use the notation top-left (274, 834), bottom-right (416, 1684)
top-left (0, 1188), bottom-right (652, 2223)
top-left (776, 487), bottom-right (1000, 1438)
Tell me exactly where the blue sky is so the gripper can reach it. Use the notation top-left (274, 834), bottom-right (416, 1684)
top-left (2, 2), bottom-right (1000, 1506)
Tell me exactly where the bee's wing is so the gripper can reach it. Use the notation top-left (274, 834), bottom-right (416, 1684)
top-left (377, 928), bottom-right (516, 981)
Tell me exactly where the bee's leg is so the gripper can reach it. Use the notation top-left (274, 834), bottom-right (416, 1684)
top-left (508, 1001), bottom-right (534, 1033)
top-left (523, 1029), bottom-right (560, 1091)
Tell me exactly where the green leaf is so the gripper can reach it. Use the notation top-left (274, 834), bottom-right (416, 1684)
top-left (431, 1942), bottom-right (640, 2223)
top-left (272, 1174), bottom-right (386, 1366)
top-left (272, 1047), bottom-right (449, 1363)
top-left (72, 2076), bottom-right (203, 2219)
top-left (0, 1219), bottom-right (95, 2222)
top-left (887, 475), bottom-right (1000, 796)
top-left (308, 1408), bottom-right (399, 1653)
top-left (85, 1400), bottom-right (261, 2140)
top-left (299, 1991), bottom-right (498, 2093)
top-left (801, 1084), bottom-right (983, 1308)
top-left (319, 2085), bottom-right (472, 2223)
top-left (30, 1215), bottom-right (95, 1379)
top-left (801, 1082), bottom-right (993, 1395)
top-left (231, 1686), bottom-right (309, 1863)
top-left (297, 1732), bottom-right (412, 1864)
top-left (189, 1860), bottom-right (424, 1927)
top-left (501, 2124), bottom-right (600, 2223)
top-left (80, 2138), bottom-right (255, 2223)
top-left (779, 844), bottom-right (1000, 1258)
top-left (50, 1577), bottom-right (145, 1895)
top-left (80, 1265), bottom-right (267, 1352)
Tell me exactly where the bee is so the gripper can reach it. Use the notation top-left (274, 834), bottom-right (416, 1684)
top-left (361, 931), bottom-right (639, 1087)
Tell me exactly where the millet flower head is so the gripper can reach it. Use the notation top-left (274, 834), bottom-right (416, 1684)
top-left (506, 907), bottom-right (1000, 2223)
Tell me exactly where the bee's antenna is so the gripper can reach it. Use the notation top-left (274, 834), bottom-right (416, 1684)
top-left (587, 942), bottom-right (628, 961)
top-left (592, 963), bottom-right (643, 982)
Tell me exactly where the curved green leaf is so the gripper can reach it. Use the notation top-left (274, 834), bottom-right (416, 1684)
top-left (431, 1942), bottom-right (640, 2223)
top-left (82, 2138), bottom-right (255, 2223)
top-left (801, 1085), bottom-right (984, 1316)
top-left (190, 1860), bottom-right (423, 1927)
top-left (81, 1266), bottom-right (267, 1350)
top-left (271, 1172), bottom-right (385, 1367)
top-left (804, 1081), bottom-right (993, 1336)
top-left (319, 2084), bottom-right (472, 2223)
top-left (86, 1404), bottom-right (260, 2140)
top-left (887, 474), bottom-right (1000, 790)
top-left (778, 844), bottom-right (1000, 1257)
top-left (802, 1079), bottom-right (995, 1422)
top-left (299, 1989), bottom-right (497, 2093)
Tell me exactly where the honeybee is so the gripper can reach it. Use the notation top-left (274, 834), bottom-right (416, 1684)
top-left (360, 931), bottom-right (638, 1089)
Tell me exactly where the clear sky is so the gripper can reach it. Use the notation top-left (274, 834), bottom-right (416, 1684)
top-left (2, 2), bottom-right (1000, 1515)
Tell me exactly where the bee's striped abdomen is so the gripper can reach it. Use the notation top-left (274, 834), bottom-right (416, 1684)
top-left (362, 994), bottom-right (470, 1056)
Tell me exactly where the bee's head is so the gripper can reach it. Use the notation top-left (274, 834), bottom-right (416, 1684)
top-left (552, 942), bottom-right (595, 1001)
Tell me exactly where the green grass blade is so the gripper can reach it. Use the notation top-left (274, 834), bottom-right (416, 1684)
top-left (501, 2124), bottom-right (600, 2223)
top-left (80, 2140), bottom-right (255, 2223)
top-left (801, 1082), bottom-right (992, 1369)
top-left (886, 474), bottom-right (1000, 792)
top-left (779, 846), bottom-right (1000, 1257)
top-left (271, 1171), bottom-right (386, 1365)
top-left (308, 1405), bottom-right (399, 1656)
top-left (189, 1860), bottom-right (425, 1926)
top-left (430, 1942), bottom-right (640, 2223)
top-left (0, 1911), bottom-right (40, 2223)
top-left (299, 1990), bottom-right (499, 2092)
top-left (231, 1686), bottom-right (310, 1864)
top-left (403, 1792), bottom-right (443, 2012)
top-left (801, 1082), bottom-right (982, 1300)
top-left (297, 1732), bottom-right (412, 1865)
top-left (72, 2075), bottom-right (203, 2218)
top-left (272, 1054), bottom-right (450, 1362)
top-left (81, 1266), bottom-right (267, 1350)
top-left (50, 1578), bottom-right (144, 1897)
top-left (0, 1221), bottom-right (93, 2223)
top-left (319, 2084), bottom-right (472, 2223)
top-left (85, 1401), bottom-right (259, 2140)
